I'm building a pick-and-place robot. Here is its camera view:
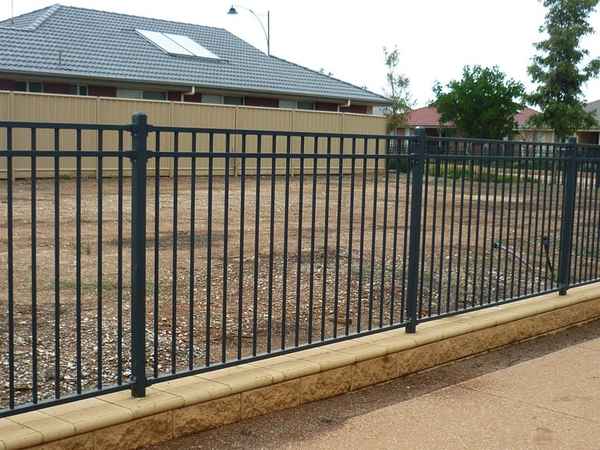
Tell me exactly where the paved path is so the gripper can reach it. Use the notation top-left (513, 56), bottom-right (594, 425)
top-left (148, 321), bottom-right (600, 450)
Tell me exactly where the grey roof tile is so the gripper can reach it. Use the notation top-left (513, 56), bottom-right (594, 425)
top-left (0, 4), bottom-right (60, 30)
top-left (0, 4), bottom-right (389, 104)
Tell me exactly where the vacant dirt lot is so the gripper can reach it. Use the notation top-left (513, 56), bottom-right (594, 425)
top-left (1, 165), bottom-right (598, 410)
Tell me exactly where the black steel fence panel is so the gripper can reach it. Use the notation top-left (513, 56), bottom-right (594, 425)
top-left (137, 129), bottom-right (413, 386)
top-left (416, 138), bottom-right (570, 320)
top-left (0, 124), bottom-right (134, 416)
top-left (1, 115), bottom-right (599, 418)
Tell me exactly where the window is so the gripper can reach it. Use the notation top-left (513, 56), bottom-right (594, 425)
top-left (136, 29), bottom-right (220, 59)
top-left (201, 95), bottom-right (224, 105)
top-left (117, 89), bottom-right (143, 99)
top-left (78, 85), bottom-right (88, 96)
top-left (29, 82), bottom-right (42, 93)
top-left (142, 91), bottom-right (166, 101)
top-left (117, 89), bottom-right (166, 101)
top-left (297, 101), bottom-right (315, 110)
top-left (14, 81), bottom-right (43, 93)
top-left (224, 96), bottom-right (243, 106)
top-left (279, 100), bottom-right (298, 109)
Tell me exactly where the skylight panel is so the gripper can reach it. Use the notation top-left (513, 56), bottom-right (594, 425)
top-left (137, 29), bottom-right (192, 56)
top-left (136, 29), bottom-right (220, 60)
top-left (164, 33), bottom-right (220, 59)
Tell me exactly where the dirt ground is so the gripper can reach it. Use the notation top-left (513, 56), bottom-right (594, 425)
top-left (1, 166), bottom-right (598, 410)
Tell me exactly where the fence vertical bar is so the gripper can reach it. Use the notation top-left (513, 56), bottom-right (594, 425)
top-left (406, 128), bottom-right (426, 334)
top-left (130, 113), bottom-right (149, 397)
top-left (558, 137), bottom-right (578, 296)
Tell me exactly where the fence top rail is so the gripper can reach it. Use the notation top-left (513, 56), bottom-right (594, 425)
top-left (1, 119), bottom-right (598, 154)
top-left (149, 125), bottom-right (406, 141)
top-left (574, 142), bottom-right (600, 150)
top-left (427, 135), bottom-right (567, 147)
top-left (428, 135), bottom-right (600, 151)
top-left (0, 121), bottom-right (130, 131)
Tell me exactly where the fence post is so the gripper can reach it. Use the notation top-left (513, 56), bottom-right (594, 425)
top-left (406, 128), bottom-right (426, 333)
top-left (558, 137), bottom-right (577, 296)
top-left (130, 112), bottom-right (149, 397)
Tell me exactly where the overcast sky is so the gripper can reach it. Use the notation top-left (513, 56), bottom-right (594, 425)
top-left (5, 0), bottom-right (600, 106)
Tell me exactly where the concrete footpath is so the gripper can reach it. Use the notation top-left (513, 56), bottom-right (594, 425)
top-left (147, 321), bottom-right (600, 450)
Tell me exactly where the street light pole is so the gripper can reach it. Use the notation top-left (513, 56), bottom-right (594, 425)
top-left (228, 4), bottom-right (271, 56)
top-left (267, 10), bottom-right (270, 56)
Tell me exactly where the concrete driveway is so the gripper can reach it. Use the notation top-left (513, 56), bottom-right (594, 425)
top-left (146, 320), bottom-right (600, 450)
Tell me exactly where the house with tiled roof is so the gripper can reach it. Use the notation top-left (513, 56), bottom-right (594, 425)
top-left (580, 100), bottom-right (600, 144)
top-left (397, 106), bottom-right (555, 142)
top-left (404, 106), bottom-right (454, 131)
top-left (399, 103), bottom-right (600, 144)
top-left (0, 4), bottom-right (389, 114)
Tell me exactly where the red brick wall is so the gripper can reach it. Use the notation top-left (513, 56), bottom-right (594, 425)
top-left (245, 97), bottom-right (279, 108)
top-left (316, 102), bottom-right (339, 112)
top-left (88, 85), bottom-right (117, 97)
top-left (168, 92), bottom-right (183, 101)
top-left (0, 79), bottom-right (16, 91)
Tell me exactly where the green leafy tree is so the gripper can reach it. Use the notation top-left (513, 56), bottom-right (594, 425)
top-left (433, 66), bottom-right (525, 139)
top-left (383, 46), bottom-right (413, 133)
top-left (528, 0), bottom-right (600, 141)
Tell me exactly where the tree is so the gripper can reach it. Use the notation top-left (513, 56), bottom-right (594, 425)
top-left (528, 0), bottom-right (600, 141)
top-left (433, 66), bottom-right (525, 139)
top-left (383, 46), bottom-right (413, 133)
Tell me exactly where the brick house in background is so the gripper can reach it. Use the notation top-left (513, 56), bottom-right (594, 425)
top-left (395, 106), bottom-right (455, 137)
top-left (0, 4), bottom-right (389, 114)
top-left (397, 106), bottom-right (555, 142)
top-left (397, 104), bottom-right (600, 143)
top-left (581, 100), bottom-right (600, 145)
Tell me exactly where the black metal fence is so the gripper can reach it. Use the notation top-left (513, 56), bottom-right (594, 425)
top-left (1, 113), bottom-right (599, 416)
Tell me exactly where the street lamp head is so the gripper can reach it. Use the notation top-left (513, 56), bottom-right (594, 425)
top-left (226, 4), bottom-right (270, 55)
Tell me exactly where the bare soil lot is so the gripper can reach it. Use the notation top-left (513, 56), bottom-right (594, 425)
top-left (1, 167), bottom-right (597, 410)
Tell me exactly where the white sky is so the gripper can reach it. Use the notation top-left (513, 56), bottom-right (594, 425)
top-left (5, 0), bottom-right (600, 106)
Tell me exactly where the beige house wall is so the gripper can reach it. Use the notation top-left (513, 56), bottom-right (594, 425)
top-left (0, 91), bottom-right (389, 179)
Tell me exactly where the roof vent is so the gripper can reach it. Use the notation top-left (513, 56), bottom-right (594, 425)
top-left (136, 29), bottom-right (220, 60)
